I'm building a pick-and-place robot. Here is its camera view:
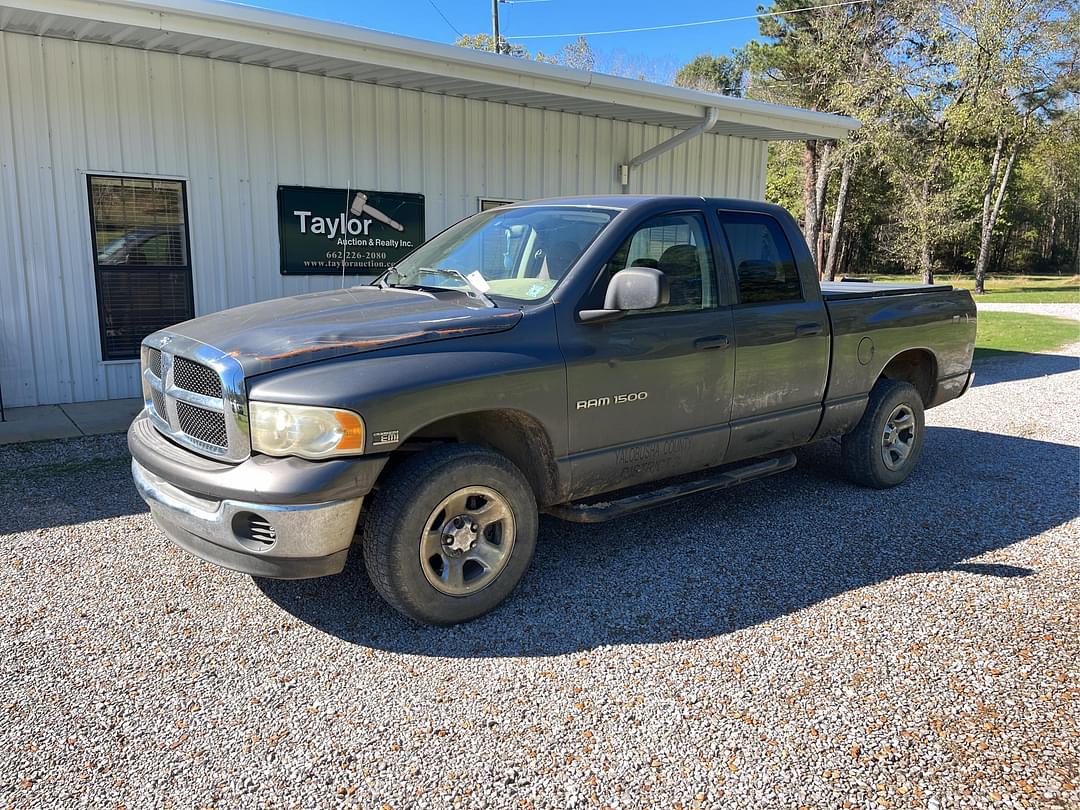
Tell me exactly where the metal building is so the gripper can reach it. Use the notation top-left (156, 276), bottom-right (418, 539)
top-left (0, 0), bottom-right (857, 408)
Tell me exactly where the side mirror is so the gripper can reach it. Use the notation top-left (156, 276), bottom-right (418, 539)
top-left (579, 267), bottom-right (670, 323)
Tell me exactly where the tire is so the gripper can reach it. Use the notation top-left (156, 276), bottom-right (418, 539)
top-left (841, 379), bottom-right (925, 489)
top-left (361, 444), bottom-right (538, 625)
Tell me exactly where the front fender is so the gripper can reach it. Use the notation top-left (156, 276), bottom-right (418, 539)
top-left (245, 308), bottom-right (568, 459)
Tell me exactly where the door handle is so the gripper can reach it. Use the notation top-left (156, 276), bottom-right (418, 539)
top-left (694, 335), bottom-right (730, 351)
top-left (795, 323), bottom-right (823, 337)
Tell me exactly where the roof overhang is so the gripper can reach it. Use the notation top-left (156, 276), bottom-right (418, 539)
top-left (0, 0), bottom-right (860, 141)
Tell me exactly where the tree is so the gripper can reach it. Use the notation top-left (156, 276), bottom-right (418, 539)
top-left (674, 52), bottom-right (748, 96)
top-left (876, 1), bottom-right (960, 284)
top-left (454, 33), bottom-right (594, 68)
top-left (558, 36), bottom-right (596, 72)
top-left (747, 0), bottom-right (848, 267)
top-left (756, 0), bottom-right (1078, 282)
top-left (455, 33), bottom-right (517, 58)
top-left (878, 0), bottom-right (1077, 285)
top-left (454, 33), bottom-right (553, 61)
top-left (941, 0), bottom-right (1077, 292)
top-left (1022, 116), bottom-right (1080, 274)
top-left (749, 0), bottom-right (914, 279)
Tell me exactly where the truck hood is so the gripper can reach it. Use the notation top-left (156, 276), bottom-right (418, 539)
top-left (166, 286), bottom-right (523, 376)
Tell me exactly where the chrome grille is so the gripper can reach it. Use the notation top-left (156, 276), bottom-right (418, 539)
top-left (176, 401), bottom-right (228, 448)
top-left (173, 356), bottom-right (222, 398)
top-left (140, 333), bottom-right (250, 462)
top-left (150, 387), bottom-right (166, 419)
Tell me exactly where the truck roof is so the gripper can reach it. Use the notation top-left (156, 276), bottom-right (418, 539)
top-left (503, 195), bottom-right (789, 216)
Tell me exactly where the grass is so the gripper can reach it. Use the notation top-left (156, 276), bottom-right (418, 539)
top-left (869, 273), bottom-right (1079, 304)
top-left (974, 310), bottom-right (1079, 360)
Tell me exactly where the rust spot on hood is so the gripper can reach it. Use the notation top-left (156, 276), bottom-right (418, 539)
top-left (241, 321), bottom-right (514, 362)
top-left (171, 287), bottom-right (523, 375)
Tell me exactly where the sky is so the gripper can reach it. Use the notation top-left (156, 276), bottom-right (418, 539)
top-left (237, 0), bottom-right (766, 82)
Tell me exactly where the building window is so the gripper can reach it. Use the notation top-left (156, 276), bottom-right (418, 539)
top-left (479, 198), bottom-right (517, 212)
top-left (87, 175), bottom-right (194, 361)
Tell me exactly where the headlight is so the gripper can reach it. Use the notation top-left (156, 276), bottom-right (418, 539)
top-left (249, 402), bottom-right (365, 459)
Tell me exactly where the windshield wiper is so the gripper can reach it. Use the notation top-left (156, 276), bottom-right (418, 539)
top-left (425, 268), bottom-right (495, 306)
top-left (374, 267), bottom-right (399, 290)
top-left (385, 267), bottom-right (495, 307)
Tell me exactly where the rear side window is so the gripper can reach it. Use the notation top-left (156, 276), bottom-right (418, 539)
top-left (718, 212), bottom-right (802, 304)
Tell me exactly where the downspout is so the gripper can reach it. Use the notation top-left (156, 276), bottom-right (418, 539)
top-left (619, 107), bottom-right (722, 193)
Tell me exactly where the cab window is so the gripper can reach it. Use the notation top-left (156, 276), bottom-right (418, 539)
top-left (602, 212), bottom-right (718, 314)
top-left (718, 212), bottom-right (802, 304)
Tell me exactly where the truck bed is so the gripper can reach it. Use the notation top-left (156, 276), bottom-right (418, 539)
top-left (820, 281), bottom-right (953, 301)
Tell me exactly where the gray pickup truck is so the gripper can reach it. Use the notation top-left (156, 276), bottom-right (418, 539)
top-left (129, 196), bottom-right (976, 624)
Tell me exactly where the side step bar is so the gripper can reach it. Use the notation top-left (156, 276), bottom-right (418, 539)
top-left (545, 452), bottom-right (797, 524)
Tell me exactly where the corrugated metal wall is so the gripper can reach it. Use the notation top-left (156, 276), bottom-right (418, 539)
top-left (0, 31), bottom-right (769, 407)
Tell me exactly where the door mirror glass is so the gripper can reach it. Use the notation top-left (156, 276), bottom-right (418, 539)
top-left (605, 267), bottom-right (670, 311)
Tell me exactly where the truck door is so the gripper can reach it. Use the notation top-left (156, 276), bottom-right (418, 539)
top-left (716, 210), bottom-right (830, 461)
top-left (558, 210), bottom-right (736, 498)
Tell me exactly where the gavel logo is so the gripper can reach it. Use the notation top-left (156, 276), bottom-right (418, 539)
top-left (350, 192), bottom-right (405, 232)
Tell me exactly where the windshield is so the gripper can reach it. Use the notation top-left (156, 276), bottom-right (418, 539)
top-left (377, 205), bottom-right (618, 302)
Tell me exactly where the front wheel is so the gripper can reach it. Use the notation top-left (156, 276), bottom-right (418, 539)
top-left (361, 444), bottom-right (537, 625)
top-left (841, 379), bottom-right (925, 489)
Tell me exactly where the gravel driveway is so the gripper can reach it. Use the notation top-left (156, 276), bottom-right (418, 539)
top-left (975, 302), bottom-right (1080, 321)
top-left (2, 342), bottom-right (1078, 809)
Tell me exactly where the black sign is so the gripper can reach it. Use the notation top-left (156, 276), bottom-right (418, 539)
top-left (277, 185), bottom-right (425, 275)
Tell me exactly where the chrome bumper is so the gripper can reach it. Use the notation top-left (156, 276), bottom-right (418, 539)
top-left (132, 459), bottom-right (363, 579)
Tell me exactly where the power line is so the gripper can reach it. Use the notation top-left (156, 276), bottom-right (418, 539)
top-left (425, 0), bottom-right (463, 37)
top-left (510, 0), bottom-right (873, 40)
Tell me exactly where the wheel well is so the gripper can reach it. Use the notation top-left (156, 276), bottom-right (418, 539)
top-left (403, 410), bottom-right (560, 506)
top-left (879, 349), bottom-right (937, 405)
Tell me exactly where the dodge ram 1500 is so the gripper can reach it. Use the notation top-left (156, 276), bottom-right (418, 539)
top-left (130, 196), bottom-right (976, 624)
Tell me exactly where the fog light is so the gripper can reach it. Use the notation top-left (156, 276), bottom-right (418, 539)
top-left (233, 511), bottom-right (276, 551)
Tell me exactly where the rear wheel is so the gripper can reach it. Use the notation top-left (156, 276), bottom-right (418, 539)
top-left (842, 379), bottom-right (925, 489)
top-left (362, 444), bottom-right (537, 625)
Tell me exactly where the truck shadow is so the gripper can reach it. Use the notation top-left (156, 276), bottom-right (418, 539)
top-left (972, 350), bottom-right (1079, 386)
top-left (0, 436), bottom-right (140, 535)
top-left (256, 425), bottom-right (1078, 658)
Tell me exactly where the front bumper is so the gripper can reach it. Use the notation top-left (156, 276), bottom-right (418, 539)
top-left (128, 410), bottom-right (381, 579)
top-left (133, 460), bottom-right (363, 579)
